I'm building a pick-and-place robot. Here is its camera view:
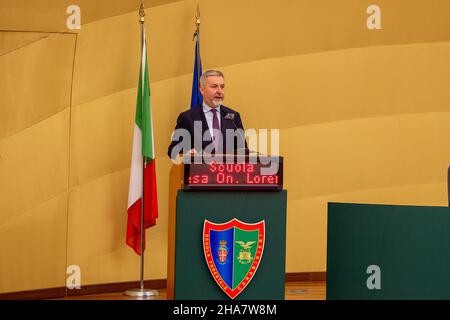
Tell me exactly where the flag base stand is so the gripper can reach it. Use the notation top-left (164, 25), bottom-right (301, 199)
top-left (124, 288), bottom-right (159, 298)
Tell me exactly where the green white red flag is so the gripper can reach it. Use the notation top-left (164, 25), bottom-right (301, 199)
top-left (126, 25), bottom-right (158, 255)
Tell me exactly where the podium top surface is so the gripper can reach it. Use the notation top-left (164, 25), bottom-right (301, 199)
top-left (181, 153), bottom-right (283, 163)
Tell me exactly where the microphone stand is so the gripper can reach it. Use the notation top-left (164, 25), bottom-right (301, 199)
top-left (222, 110), bottom-right (249, 156)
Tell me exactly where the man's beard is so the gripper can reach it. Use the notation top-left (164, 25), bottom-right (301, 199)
top-left (212, 99), bottom-right (223, 107)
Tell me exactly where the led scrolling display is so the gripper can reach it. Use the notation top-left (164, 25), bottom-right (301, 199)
top-left (183, 157), bottom-right (283, 191)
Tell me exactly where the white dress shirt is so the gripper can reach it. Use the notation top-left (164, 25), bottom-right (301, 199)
top-left (202, 102), bottom-right (221, 140)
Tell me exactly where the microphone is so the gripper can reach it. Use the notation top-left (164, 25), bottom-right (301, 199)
top-left (222, 110), bottom-right (248, 154)
top-left (224, 112), bottom-right (235, 121)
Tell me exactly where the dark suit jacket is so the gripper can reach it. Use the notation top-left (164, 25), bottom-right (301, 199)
top-left (167, 104), bottom-right (246, 159)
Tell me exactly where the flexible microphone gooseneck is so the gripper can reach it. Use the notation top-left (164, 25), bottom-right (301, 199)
top-left (222, 110), bottom-right (248, 153)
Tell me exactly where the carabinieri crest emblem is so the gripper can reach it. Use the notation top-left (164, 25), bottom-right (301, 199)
top-left (203, 218), bottom-right (265, 299)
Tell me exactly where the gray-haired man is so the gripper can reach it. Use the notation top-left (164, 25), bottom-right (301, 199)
top-left (167, 70), bottom-right (247, 159)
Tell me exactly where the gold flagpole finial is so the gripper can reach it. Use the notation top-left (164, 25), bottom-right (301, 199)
top-left (195, 3), bottom-right (201, 27)
top-left (193, 3), bottom-right (200, 41)
top-left (139, 0), bottom-right (145, 23)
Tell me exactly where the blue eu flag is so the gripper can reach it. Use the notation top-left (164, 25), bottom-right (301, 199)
top-left (190, 36), bottom-right (203, 108)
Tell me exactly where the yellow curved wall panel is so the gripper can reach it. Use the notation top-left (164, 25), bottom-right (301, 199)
top-left (72, 1), bottom-right (194, 107)
top-left (0, 0), bottom-right (181, 32)
top-left (0, 33), bottom-right (75, 139)
top-left (0, 193), bottom-right (68, 293)
top-left (200, 0), bottom-right (450, 69)
top-left (0, 110), bottom-right (70, 226)
top-left (0, 30), bottom-right (73, 293)
top-left (0, 32), bottom-right (48, 55)
top-left (66, 158), bottom-right (172, 285)
top-left (225, 42), bottom-right (450, 130)
top-left (69, 89), bottom-right (136, 188)
top-left (67, 170), bottom-right (130, 265)
top-left (286, 182), bottom-right (447, 272)
top-left (0, 109), bottom-right (70, 293)
top-left (281, 112), bottom-right (450, 201)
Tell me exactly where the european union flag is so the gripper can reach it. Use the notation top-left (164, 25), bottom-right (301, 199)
top-left (190, 35), bottom-right (203, 108)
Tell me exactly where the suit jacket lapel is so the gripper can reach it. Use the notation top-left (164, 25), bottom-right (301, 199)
top-left (189, 106), bottom-right (208, 152)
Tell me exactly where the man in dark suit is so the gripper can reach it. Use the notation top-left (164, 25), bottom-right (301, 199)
top-left (167, 70), bottom-right (246, 159)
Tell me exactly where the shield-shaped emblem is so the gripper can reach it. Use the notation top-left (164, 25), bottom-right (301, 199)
top-left (203, 218), bottom-right (265, 299)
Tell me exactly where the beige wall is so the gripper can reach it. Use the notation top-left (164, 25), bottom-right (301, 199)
top-left (1, 0), bottom-right (449, 293)
top-left (0, 33), bottom-right (75, 292)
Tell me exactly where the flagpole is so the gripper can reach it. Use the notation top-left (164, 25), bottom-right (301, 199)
top-left (191, 2), bottom-right (202, 109)
top-left (195, 3), bottom-right (201, 79)
top-left (139, 13), bottom-right (146, 293)
top-left (125, 1), bottom-right (158, 298)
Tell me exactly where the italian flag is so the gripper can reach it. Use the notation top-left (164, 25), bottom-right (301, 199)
top-left (126, 26), bottom-right (158, 256)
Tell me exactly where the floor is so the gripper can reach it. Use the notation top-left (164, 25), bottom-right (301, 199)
top-left (60, 281), bottom-right (326, 300)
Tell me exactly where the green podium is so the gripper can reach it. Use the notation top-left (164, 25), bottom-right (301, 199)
top-left (167, 155), bottom-right (287, 300)
top-left (167, 154), bottom-right (287, 300)
top-left (173, 190), bottom-right (287, 300)
top-left (327, 202), bottom-right (450, 300)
